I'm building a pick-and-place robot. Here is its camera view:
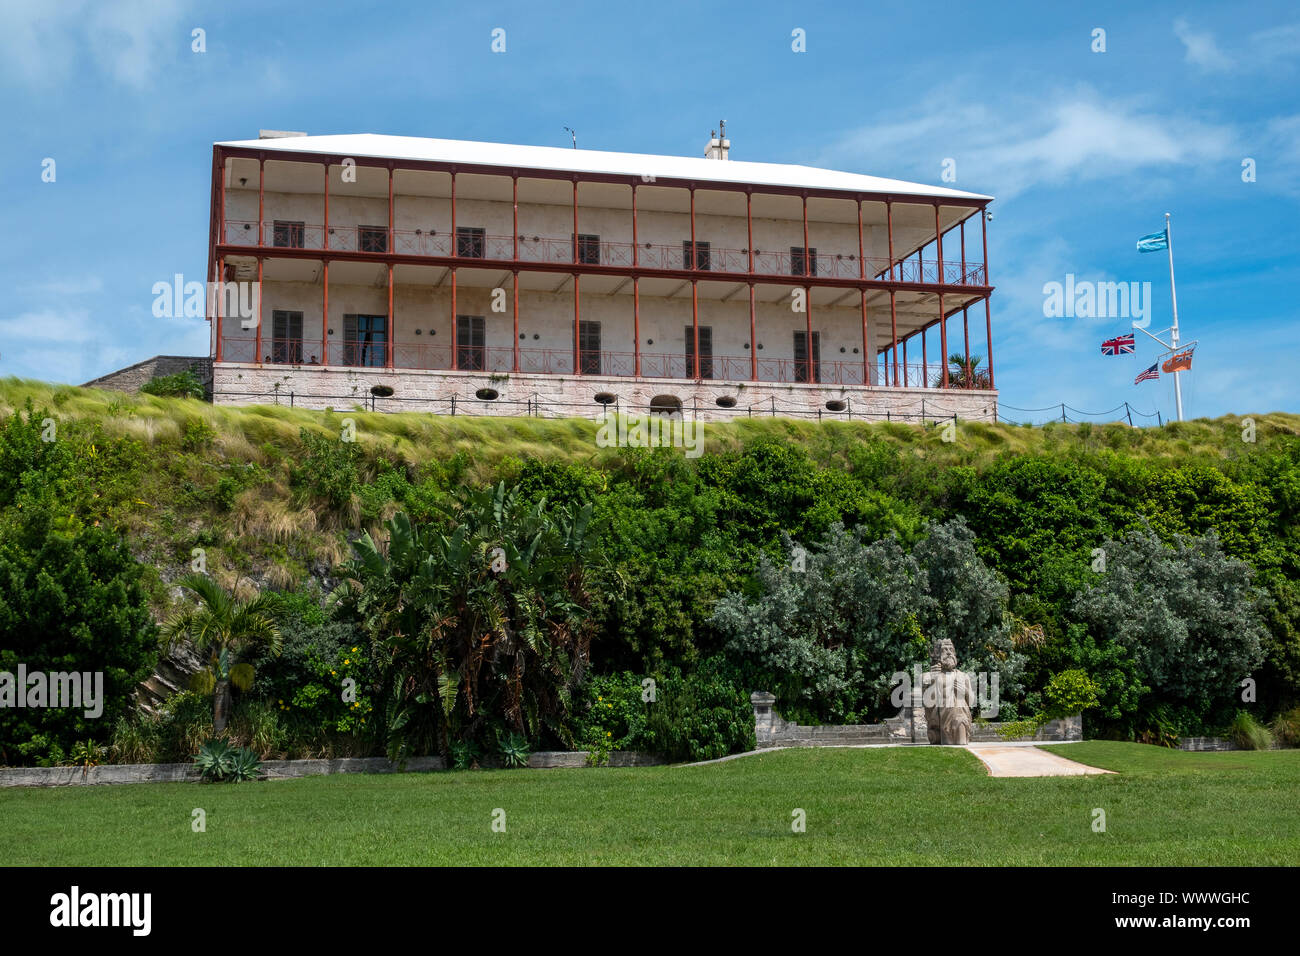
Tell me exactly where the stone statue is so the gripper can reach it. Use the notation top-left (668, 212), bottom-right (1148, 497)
top-left (921, 639), bottom-right (976, 745)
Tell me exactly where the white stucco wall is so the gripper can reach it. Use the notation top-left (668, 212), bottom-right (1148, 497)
top-left (219, 279), bottom-right (882, 383)
top-left (223, 185), bottom-right (954, 271)
top-left (212, 362), bottom-right (997, 424)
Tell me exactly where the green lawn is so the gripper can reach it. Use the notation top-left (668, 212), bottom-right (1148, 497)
top-left (3, 743), bottom-right (1297, 865)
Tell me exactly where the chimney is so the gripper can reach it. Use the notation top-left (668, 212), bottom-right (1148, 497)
top-left (704, 120), bottom-right (730, 160)
top-left (258, 129), bottom-right (308, 139)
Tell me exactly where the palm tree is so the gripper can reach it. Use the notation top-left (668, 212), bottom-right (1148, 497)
top-left (931, 352), bottom-right (991, 390)
top-left (162, 575), bottom-right (282, 733)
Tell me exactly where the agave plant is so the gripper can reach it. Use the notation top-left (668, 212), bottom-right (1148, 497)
top-left (162, 575), bottom-right (282, 733)
top-left (497, 731), bottom-right (531, 769)
top-left (227, 746), bottom-right (263, 782)
top-left (193, 738), bottom-right (262, 783)
top-left (193, 738), bottom-right (238, 782)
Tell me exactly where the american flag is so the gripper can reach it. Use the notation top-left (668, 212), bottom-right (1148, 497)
top-left (1135, 362), bottom-right (1159, 384)
top-left (1101, 333), bottom-right (1136, 355)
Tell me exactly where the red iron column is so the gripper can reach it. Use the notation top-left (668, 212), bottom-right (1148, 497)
top-left (890, 289), bottom-right (899, 386)
top-left (387, 166), bottom-right (394, 369)
top-left (962, 306), bottom-right (971, 386)
top-left (633, 183), bottom-right (640, 377)
top-left (939, 293), bottom-right (949, 388)
top-left (982, 205), bottom-right (994, 388)
top-left (860, 290), bottom-right (869, 385)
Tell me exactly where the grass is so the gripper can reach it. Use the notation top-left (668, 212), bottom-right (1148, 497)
top-left (5, 377), bottom-right (1298, 478)
top-left (3, 743), bottom-right (1297, 865)
top-left (11, 376), bottom-right (1296, 609)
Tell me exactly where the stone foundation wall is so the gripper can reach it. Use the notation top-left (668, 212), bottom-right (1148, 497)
top-left (0, 751), bottom-right (664, 787)
top-left (751, 692), bottom-right (1082, 747)
top-left (83, 355), bottom-right (213, 394)
top-left (212, 363), bottom-right (997, 423)
top-left (1177, 736), bottom-right (1285, 752)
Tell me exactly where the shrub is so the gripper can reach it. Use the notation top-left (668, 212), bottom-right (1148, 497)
top-left (996, 719), bottom-right (1042, 741)
top-left (246, 611), bottom-right (373, 754)
top-left (1133, 702), bottom-right (1181, 748)
top-left (180, 417), bottom-right (217, 451)
top-left (159, 691), bottom-right (214, 762)
top-left (290, 428), bottom-right (363, 514)
top-left (449, 739), bottom-right (481, 770)
top-left (1042, 669), bottom-right (1101, 721)
top-left (0, 400), bottom-right (73, 507)
top-left (1226, 711), bottom-right (1273, 751)
top-left (141, 370), bottom-right (205, 399)
top-left (69, 739), bottom-right (106, 776)
top-left (711, 518), bottom-right (1021, 722)
top-left (109, 715), bottom-right (161, 764)
top-left (496, 731), bottom-right (531, 768)
top-left (643, 657), bottom-right (755, 762)
top-left (0, 501), bottom-right (158, 765)
top-left (1270, 706), bottom-right (1300, 748)
top-left (228, 700), bottom-right (283, 758)
top-left (571, 672), bottom-right (651, 763)
top-left (1072, 526), bottom-right (1269, 729)
top-left (995, 669), bottom-right (1100, 740)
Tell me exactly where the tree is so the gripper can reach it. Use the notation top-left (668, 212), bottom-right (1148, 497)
top-left (0, 505), bottom-right (158, 765)
top-left (333, 481), bottom-right (596, 759)
top-left (1071, 525), bottom-right (1268, 731)
top-left (162, 575), bottom-right (282, 733)
top-left (932, 353), bottom-right (991, 390)
top-left (711, 519), bottom-right (1021, 722)
top-left (912, 517), bottom-right (1024, 700)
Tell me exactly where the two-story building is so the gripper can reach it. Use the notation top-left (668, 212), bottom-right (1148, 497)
top-left (207, 130), bottom-right (997, 421)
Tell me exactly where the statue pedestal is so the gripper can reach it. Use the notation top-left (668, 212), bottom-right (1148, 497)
top-left (893, 685), bottom-right (929, 743)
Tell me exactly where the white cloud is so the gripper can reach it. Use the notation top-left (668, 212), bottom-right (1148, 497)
top-left (0, 0), bottom-right (188, 89)
top-left (0, 309), bottom-right (93, 343)
top-left (23, 275), bottom-right (105, 297)
top-left (1250, 23), bottom-right (1300, 63)
top-left (1173, 19), bottom-right (1234, 73)
top-left (819, 85), bottom-right (1236, 201)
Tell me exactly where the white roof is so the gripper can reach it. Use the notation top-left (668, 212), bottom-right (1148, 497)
top-left (216, 133), bottom-right (992, 202)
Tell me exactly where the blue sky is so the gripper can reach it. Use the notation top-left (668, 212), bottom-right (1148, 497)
top-left (2, 0), bottom-right (1297, 422)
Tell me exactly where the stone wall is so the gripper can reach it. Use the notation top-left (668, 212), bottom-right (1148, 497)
top-left (212, 362), bottom-right (997, 423)
top-left (83, 355), bottom-right (213, 394)
top-left (1177, 736), bottom-right (1285, 752)
top-left (750, 691), bottom-right (1082, 747)
top-left (0, 750), bottom-right (664, 787)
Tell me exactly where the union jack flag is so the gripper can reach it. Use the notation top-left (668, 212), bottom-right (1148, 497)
top-left (1101, 333), bottom-right (1136, 355)
top-left (1135, 362), bottom-right (1159, 384)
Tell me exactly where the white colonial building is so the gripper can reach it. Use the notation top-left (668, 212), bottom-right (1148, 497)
top-left (207, 129), bottom-right (997, 421)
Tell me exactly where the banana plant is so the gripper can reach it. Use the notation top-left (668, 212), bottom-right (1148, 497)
top-left (334, 480), bottom-right (598, 760)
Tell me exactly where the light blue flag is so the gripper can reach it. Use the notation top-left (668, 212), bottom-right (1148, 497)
top-left (1136, 229), bottom-right (1169, 253)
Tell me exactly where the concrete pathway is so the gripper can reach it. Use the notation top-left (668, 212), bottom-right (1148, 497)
top-left (674, 739), bottom-right (1102, 769)
top-left (966, 744), bottom-right (1114, 777)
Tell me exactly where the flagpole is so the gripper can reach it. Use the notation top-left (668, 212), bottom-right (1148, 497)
top-left (1165, 212), bottom-right (1184, 422)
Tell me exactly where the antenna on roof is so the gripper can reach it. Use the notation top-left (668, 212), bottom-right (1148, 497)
top-left (704, 121), bottom-right (730, 160)
top-left (563, 126), bottom-right (576, 149)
